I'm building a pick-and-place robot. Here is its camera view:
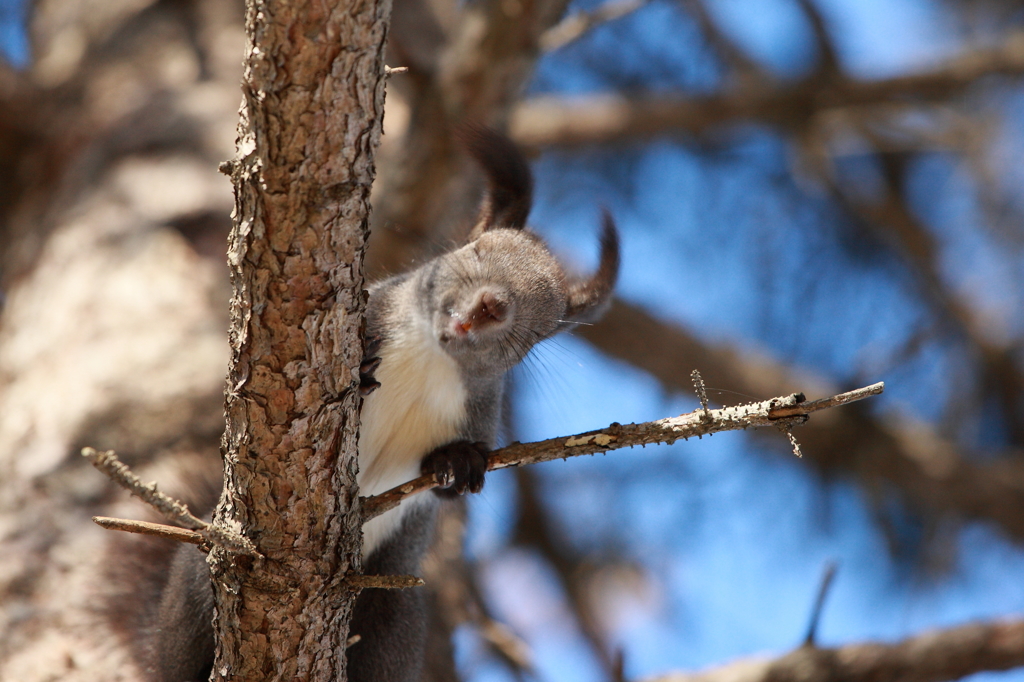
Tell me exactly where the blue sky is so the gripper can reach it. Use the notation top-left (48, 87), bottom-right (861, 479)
top-left (0, 0), bottom-right (27, 65)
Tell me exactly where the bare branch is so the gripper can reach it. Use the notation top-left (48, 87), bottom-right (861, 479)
top-left (81, 447), bottom-right (257, 556)
top-left (82, 447), bottom-right (208, 530)
top-left (362, 383), bottom-right (884, 522)
top-left (646, 618), bottom-right (1024, 682)
top-left (541, 0), bottom-right (652, 53)
top-left (477, 617), bottom-right (533, 672)
top-left (769, 383), bottom-right (884, 418)
top-left (514, 467), bottom-right (619, 677)
top-left (92, 516), bottom-right (204, 544)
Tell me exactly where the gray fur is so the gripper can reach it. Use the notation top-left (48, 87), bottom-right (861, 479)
top-left (381, 230), bottom-right (566, 387)
top-left (347, 504), bottom-right (436, 682)
top-left (153, 546), bottom-right (217, 682)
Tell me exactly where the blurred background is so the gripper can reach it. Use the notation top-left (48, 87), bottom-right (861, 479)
top-left (1, 0), bottom-right (1023, 680)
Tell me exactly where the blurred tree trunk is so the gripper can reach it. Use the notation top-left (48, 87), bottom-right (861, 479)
top-left (0, 0), bottom-right (243, 678)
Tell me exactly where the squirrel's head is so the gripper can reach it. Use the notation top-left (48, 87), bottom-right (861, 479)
top-left (423, 126), bottom-right (619, 375)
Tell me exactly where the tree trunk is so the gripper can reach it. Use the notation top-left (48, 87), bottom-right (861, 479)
top-left (211, 0), bottom-right (391, 679)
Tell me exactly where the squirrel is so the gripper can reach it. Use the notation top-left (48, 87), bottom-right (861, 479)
top-left (108, 126), bottom-right (619, 682)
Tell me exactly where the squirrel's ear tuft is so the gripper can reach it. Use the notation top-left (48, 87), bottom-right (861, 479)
top-left (564, 209), bottom-right (620, 323)
top-left (457, 124), bottom-right (534, 240)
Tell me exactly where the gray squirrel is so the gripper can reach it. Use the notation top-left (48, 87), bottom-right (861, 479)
top-left (109, 126), bottom-right (619, 682)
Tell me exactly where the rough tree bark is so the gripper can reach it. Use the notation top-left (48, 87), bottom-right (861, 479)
top-left (209, 0), bottom-right (390, 679)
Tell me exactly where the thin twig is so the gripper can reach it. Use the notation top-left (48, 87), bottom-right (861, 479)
top-left (345, 574), bottom-right (425, 589)
top-left (82, 448), bottom-right (208, 530)
top-left (803, 561), bottom-right (838, 645)
top-left (92, 516), bottom-right (204, 544)
top-left (766, 383), bottom-right (880, 418)
top-left (691, 369), bottom-right (711, 418)
top-left (82, 447), bottom-right (258, 556)
top-left (361, 382), bottom-right (884, 523)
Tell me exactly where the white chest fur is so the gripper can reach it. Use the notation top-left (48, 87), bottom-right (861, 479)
top-left (358, 321), bottom-right (468, 556)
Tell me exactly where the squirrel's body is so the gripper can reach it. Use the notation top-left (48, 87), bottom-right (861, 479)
top-left (110, 127), bottom-right (618, 682)
top-left (359, 274), bottom-right (476, 556)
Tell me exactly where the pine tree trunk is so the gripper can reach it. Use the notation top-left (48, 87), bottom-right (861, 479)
top-left (211, 1), bottom-right (391, 679)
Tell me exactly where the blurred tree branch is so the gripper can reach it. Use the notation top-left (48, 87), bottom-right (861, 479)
top-left (510, 31), bottom-right (1024, 147)
top-left (541, 0), bottom-right (652, 53)
top-left (646, 618), bottom-right (1024, 682)
top-left (514, 467), bottom-right (623, 680)
top-left (814, 151), bottom-right (1024, 446)
top-left (794, 0), bottom-right (841, 76)
top-left (679, 0), bottom-right (765, 84)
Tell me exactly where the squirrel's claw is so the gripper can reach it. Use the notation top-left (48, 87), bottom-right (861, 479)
top-left (421, 441), bottom-right (489, 497)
